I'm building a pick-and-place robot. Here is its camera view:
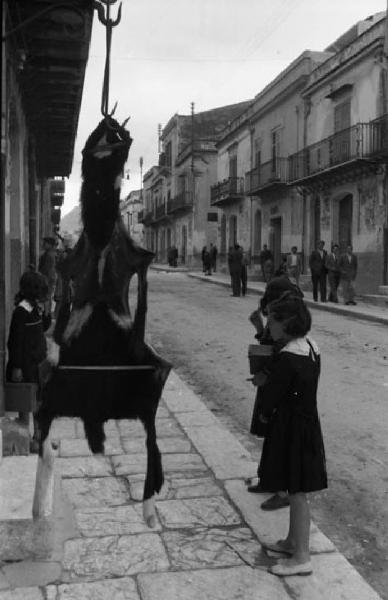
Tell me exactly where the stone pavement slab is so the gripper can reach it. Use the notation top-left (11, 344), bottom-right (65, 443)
top-left (126, 474), bottom-right (223, 501)
top-left (0, 588), bottom-right (44, 600)
top-left (0, 457), bottom-right (38, 520)
top-left (46, 577), bottom-right (139, 600)
top-left (55, 456), bottom-right (113, 478)
top-left (112, 452), bottom-right (208, 477)
top-left (156, 497), bottom-right (242, 529)
top-left (59, 437), bottom-right (123, 457)
top-left (74, 504), bottom-right (161, 536)
top-left (162, 527), bottom-right (261, 569)
top-left (62, 476), bottom-right (129, 509)
top-left (224, 480), bottom-right (336, 554)
top-left (62, 533), bottom-right (169, 581)
top-left (137, 566), bottom-right (290, 600)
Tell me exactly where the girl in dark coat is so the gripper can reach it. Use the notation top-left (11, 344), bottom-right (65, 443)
top-left (257, 293), bottom-right (327, 577)
top-left (6, 271), bottom-right (51, 448)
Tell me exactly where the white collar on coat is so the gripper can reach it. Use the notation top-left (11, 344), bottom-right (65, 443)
top-left (18, 300), bottom-right (34, 313)
top-left (280, 336), bottom-right (319, 356)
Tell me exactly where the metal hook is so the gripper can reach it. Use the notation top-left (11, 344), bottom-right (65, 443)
top-left (93, 0), bottom-right (122, 27)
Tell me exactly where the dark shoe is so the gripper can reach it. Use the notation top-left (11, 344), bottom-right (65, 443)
top-left (345, 301), bottom-right (350, 305)
top-left (350, 301), bottom-right (357, 305)
top-left (247, 483), bottom-right (267, 494)
top-left (261, 494), bottom-right (290, 511)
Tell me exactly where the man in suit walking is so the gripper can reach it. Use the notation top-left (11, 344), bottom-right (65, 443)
top-left (339, 244), bottom-right (357, 305)
top-left (228, 244), bottom-right (243, 296)
top-left (325, 244), bottom-right (341, 303)
top-left (286, 246), bottom-right (302, 287)
top-left (309, 240), bottom-right (327, 302)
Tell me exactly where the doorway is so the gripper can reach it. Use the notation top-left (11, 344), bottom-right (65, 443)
top-left (229, 215), bottom-right (237, 248)
top-left (253, 209), bottom-right (262, 258)
top-left (338, 194), bottom-right (353, 253)
top-left (270, 217), bottom-right (282, 270)
top-left (181, 225), bottom-right (187, 264)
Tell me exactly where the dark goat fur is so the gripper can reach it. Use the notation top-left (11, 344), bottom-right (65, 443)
top-left (37, 117), bottom-right (171, 500)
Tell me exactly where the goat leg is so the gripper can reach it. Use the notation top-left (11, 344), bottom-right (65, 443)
top-left (143, 418), bottom-right (163, 528)
top-left (32, 434), bottom-right (58, 519)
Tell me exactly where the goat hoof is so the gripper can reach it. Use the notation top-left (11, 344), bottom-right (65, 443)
top-left (143, 497), bottom-right (156, 528)
top-left (146, 514), bottom-right (156, 528)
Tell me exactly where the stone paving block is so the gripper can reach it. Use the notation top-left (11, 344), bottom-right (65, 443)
top-left (163, 386), bottom-right (209, 414)
top-left (137, 566), bottom-right (290, 600)
top-left (112, 453), bottom-right (147, 476)
top-left (55, 456), bottom-right (113, 478)
top-left (224, 480), bottom-right (336, 555)
top-left (74, 504), bottom-right (161, 536)
top-left (156, 419), bottom-right (185, 438)
top-left (112, 452), bottom-right (207, 477)
top-left (156, 497), bottom-right (242, 528)
top-left (117, 419), bottom-right (145, 438)
top-left (59, 438), bottom-right (123, 457)
top-left (180, 425), bottom-right (257, 479)
top-left (46, 577), bottom-right (140, 600)
top-left (49, 418), bottom-right (77, 440)
top-left (0, 588), bottom-right (44, 600)
top-left (162, 527), bottom-right (261, 569)
top-left (1, 561), bottom-right (61, 588)
top-left (62, 534), bottom-right (169, 580)
top-left (122, 437), bottom-right (191, 455)
top-left (285, 551), bottom-right (382, 599)
top-left (176, 410), bottom-right (220, 428)
top-left (127, 475), bottom-right (224, 502)
top-left (163, 453), bottom-right (208, 473)
top-left (0, 456), bottom-right (38, 520)
top-left (62, 477), bottom-right (129, 509)
top-left (155, 406), bottom-right (170, 419)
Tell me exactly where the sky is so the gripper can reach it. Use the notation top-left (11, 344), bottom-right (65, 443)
top-left (62, 0), bottom-right (387, 216)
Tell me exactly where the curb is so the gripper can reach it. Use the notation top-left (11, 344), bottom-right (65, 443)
top-left (187, 272), bottom-right (388, 326)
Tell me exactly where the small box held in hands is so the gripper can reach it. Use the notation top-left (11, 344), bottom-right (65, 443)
top-left (248, 344), bottom-right (273, 374)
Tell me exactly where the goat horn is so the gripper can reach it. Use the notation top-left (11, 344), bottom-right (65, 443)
top-left (121, 116), bottom-right (131, 128)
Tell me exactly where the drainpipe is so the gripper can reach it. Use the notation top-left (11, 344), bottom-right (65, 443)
top-left (301, 98), bottom-right (312, 273)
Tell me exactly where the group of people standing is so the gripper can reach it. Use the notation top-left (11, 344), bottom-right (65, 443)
top-left (259, 241), bottom-right (358, 306)
top-left (309, 240), bottom-right (357, 305)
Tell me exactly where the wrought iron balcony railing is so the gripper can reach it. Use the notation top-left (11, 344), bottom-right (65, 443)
top-left (155, 203), bottom-right (167, 219)
top-left (288, 117), bottom-right (388, 183)
top-left (167, 191), bottom-right (193, 213)
top-left (210, 177), bottom-right (244, 205)
top-left (245, 158), bottom-right (288, 195)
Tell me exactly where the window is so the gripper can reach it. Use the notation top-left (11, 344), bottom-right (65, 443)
top-left (228, 144), bottom-right (238, 178)
top-left (271, 129), bottom-right (281, 174)
top-left (165, 141), bottom-right (172, 167)
top-left (334, 101), bottom-right (351, 132)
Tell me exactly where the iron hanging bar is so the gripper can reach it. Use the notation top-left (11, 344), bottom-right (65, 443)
top-left (93, 0), bottom-right (122, 117)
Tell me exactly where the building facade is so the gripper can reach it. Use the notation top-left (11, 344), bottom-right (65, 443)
top-left (288, 14), bottom-right (388, 292)
top-left (140, 103), bottom-right (252, 266)
top-left (120, 189), bottom-right (144, 246)
top-left (1, 0), bottom-right (93, 410)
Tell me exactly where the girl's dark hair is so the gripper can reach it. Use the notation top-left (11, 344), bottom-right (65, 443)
top-left (268, 291), bottom-right (311, 337)
top-left (15, 271), bottom-right (48, 305)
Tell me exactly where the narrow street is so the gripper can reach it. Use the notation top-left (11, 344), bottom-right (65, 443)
top-left (143, 270), bottom-right (388, 599)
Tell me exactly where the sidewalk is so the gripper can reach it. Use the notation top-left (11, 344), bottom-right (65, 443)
top-left (182, 269), bottom-right (388, 326)
top-left (0, 371), bottom-right (382, 599)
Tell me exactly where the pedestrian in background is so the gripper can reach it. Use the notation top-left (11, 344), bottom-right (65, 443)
top-left (309, 240), bottom-right (327, 302)
top-left (241, 247), bottom-right (249, 296)
top-left (201, 246), bottom-right (212, 276)
top-left (275, 255), bottom-right (288, 277)
top-left (260, 244), bottom-right (273, 281)
top-left (325, 244), bottom-right (340, 303)
top-left (339, 244), bottom-right (357, 305)
top-left (286, 246), bottom-right (302, 287)
top-left (38, 236), bottom-right (57, 316)
top-left (209, 243), bottom-right (218, 272)
top-left (228, 244), bottom-right (243, 296)
top-left (257, 293), bottom-right (327, 577)
top-left (263, 257), bottom-right (274, 282)
top-left (6, 271), bottom-right (51, 452)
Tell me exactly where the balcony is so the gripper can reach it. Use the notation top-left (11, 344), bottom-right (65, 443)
top-left (210, 177), bottom-right (244, 206)
top-left (50, 179), bottom-right (65, 206)
top-left (245, 158), bottom-right (288, 195)
top-left (138, 209), bottom-right (154, 225)
top-left (288, 117), bottom-right (388, 184)
top-left (155, 203), bottom-right (168, 221)
top-left (167, 191), bottom-right (193, 214)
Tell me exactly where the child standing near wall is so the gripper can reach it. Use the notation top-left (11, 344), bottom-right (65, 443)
top-left (6, 271), bottom-right (51, 451)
